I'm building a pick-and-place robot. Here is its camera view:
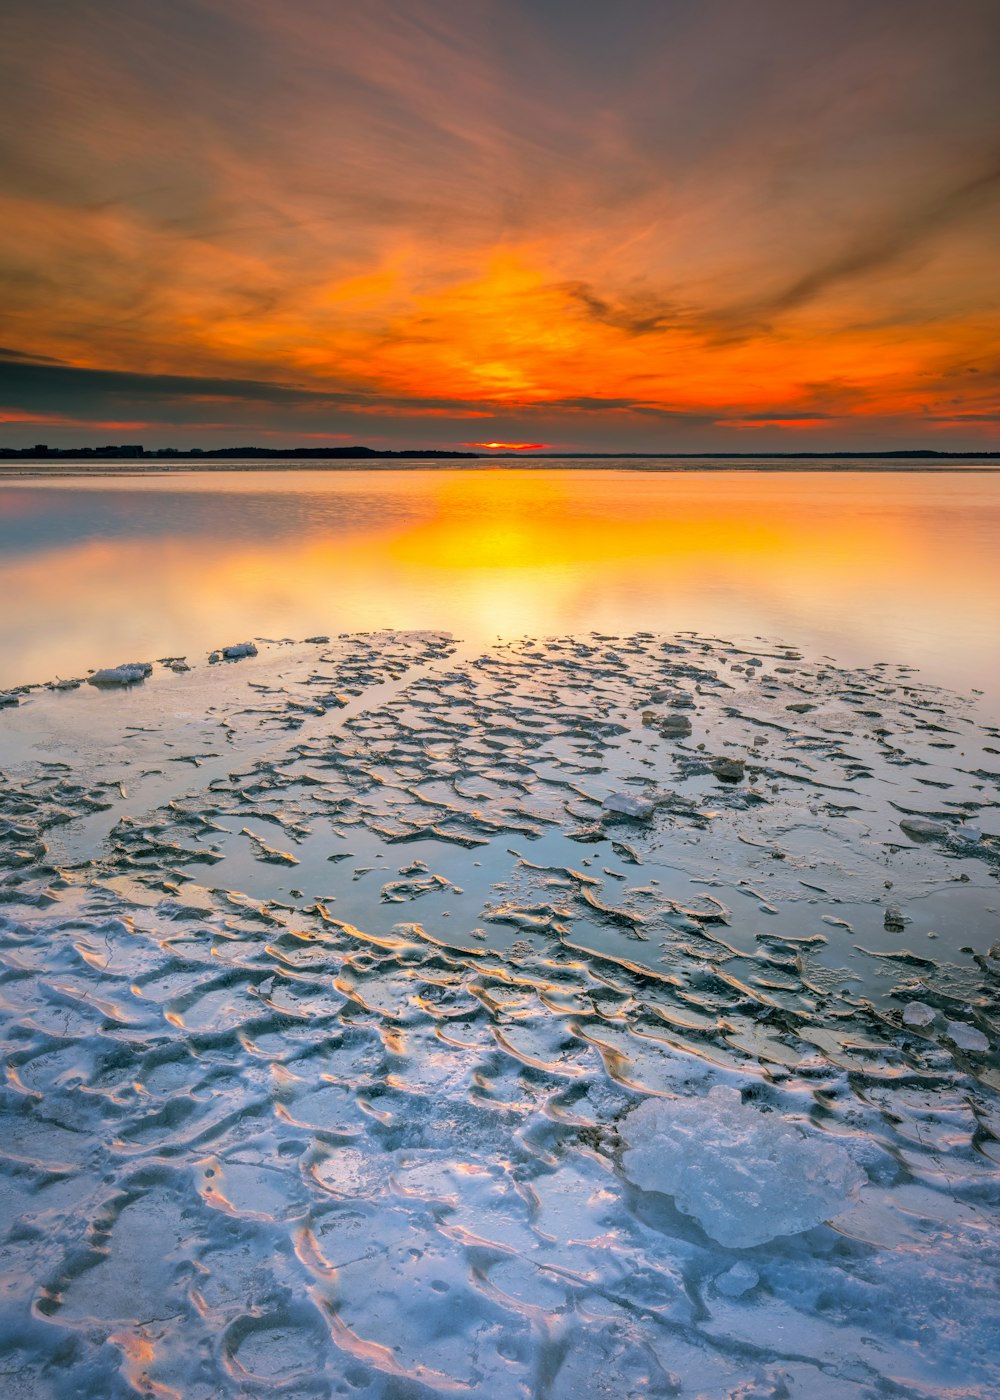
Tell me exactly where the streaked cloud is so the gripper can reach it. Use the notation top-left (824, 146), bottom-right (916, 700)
top-left (1, 0), bottom-right (998, 448)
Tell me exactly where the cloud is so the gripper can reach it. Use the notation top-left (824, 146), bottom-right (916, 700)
top-left (0, 357), bottom-right (510, 419)
top-left (0, 358), bottom-right (343, 410)
top-left (0, 355), bottom-right (720, 423)
top-left (1, 0), bottom-right (999, 448)
top-left (0, 346), bottom-right (65, 364)
top-left (753, 159), bottom-right (1000, 319)
top-left (558, 282), bottom-right (685, 337)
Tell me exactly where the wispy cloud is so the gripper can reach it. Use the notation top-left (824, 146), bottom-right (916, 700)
top-left (751, 160), bottom-right (1000, 320)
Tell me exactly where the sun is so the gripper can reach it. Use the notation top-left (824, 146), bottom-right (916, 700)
top-left (467, 441), bottom-right (549, 451)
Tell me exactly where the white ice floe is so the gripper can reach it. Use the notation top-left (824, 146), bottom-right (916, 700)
top-left (86, 661), bottom-right (153, 687)
top-left (602, 790), bottom-right (659, 819)
top-left (620, 1085), bottom-right (865, 1247)
top-left (945, 1020), bottom-right (989, 1052)
top-left (902, 1000), bottom-right (936, 1028)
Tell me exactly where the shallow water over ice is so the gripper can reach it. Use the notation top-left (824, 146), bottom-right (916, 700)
top-left (1, 630), bottom-right (999, 1397)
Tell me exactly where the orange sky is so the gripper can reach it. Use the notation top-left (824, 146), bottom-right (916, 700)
top-left (1, 0), bottom-right (998, 450)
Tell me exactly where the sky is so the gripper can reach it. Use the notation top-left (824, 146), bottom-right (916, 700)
top-left (1, 0), bottom-right (999, 453)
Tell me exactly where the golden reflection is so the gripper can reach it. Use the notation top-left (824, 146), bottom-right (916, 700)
top-left (1, 470), bottom-right (998, 695)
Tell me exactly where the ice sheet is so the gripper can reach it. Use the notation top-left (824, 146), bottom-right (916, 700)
top-left (1, 630), bottom-right (998, 1397)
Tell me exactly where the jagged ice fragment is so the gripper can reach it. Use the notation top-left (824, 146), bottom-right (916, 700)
top-left (621, 1085), bottom-right (864, 1247)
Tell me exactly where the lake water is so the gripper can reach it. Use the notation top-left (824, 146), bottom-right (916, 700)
top-left (2, 461), bottom-right (1000, 697)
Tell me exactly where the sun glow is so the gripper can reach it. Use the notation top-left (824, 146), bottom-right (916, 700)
top-left (468, 442), bottom-right (549, 451)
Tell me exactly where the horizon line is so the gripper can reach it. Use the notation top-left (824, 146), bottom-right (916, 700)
top-left (2, 444), bottom-right (1000, 461)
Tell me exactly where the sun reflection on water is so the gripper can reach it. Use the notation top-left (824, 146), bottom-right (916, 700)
top-left (1, 467), bottom-right (998, 694)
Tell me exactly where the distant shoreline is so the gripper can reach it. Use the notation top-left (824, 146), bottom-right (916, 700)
top-left (2, 455), bottom-right (1000, 479)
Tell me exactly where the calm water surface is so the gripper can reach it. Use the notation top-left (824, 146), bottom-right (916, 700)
top-left (2, 462), bottom-right (999, 696)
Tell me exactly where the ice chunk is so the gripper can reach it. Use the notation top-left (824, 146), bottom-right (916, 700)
top-left (87, 661), bottom-right (153, 687)
top-left (715, 1261), bottom-right (759, 1297)
top-left (899, 816), bottom-right (947, 840)
top-left (945, 1021), bottom-right (989, 1052)
top-left (883, 904), bottom-right (908, 932)
top-left (642, 710), bottom-right (692, 737)
top-left (646, 687), bottom-right (694, 709)
top-left (902, 1001), bottom-right (935, 1028)
top-left (620, 1086), bottom-right (864, 1247)
top-left (602, 791), bottom-right (657, 820)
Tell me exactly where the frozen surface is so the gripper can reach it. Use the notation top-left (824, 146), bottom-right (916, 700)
top-left (0, 629), bottom-right (998, 1397)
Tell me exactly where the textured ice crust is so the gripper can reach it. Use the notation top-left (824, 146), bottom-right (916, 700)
top-left (622, 1086), bottom-right (865, 1247)
top-left (1, 627), bottom-right (999, 1398)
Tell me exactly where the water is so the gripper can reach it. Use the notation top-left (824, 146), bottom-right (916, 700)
top-left (2, 462), bottom-right (999, 696)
